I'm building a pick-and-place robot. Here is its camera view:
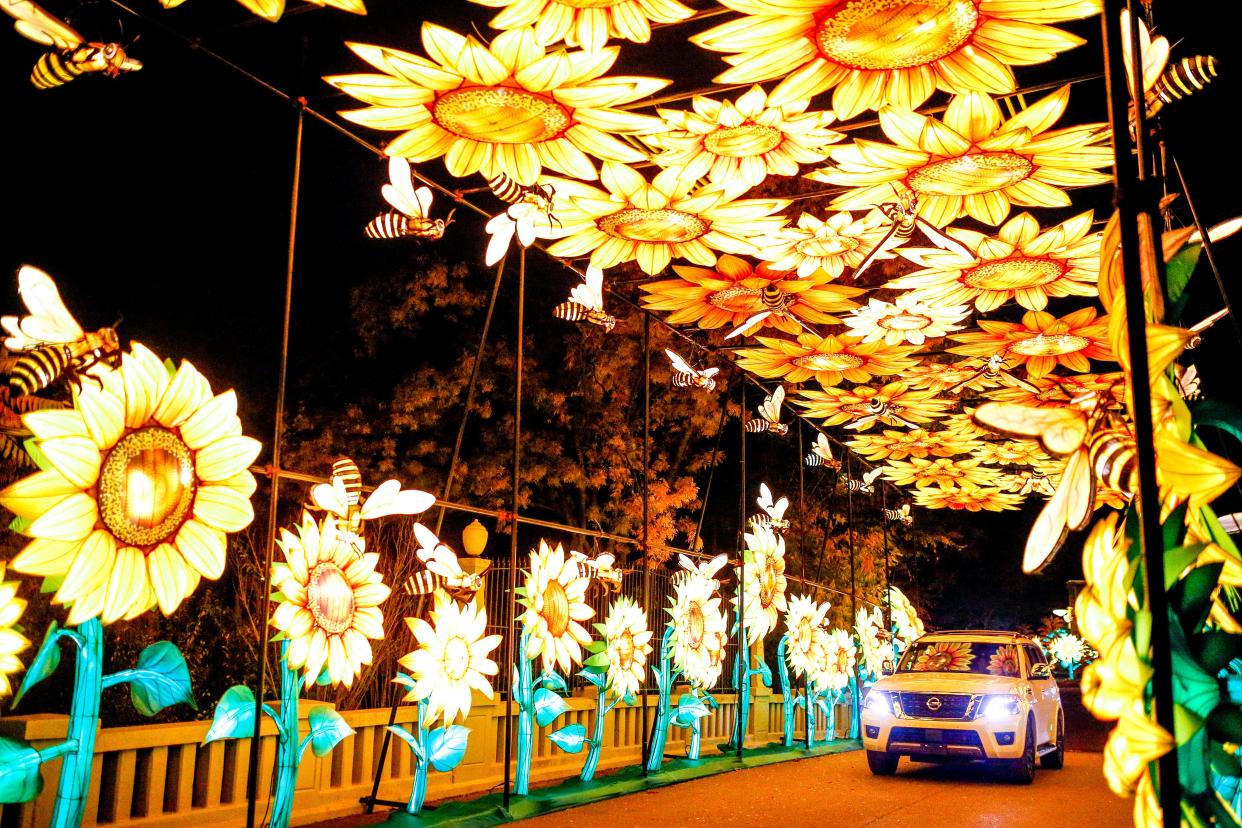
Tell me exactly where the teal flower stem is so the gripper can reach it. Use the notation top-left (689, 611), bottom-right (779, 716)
top-left (269, 641), bottom-right (302, 828)
top-left (407, 703), bottom-right (429, 814)
top-left (776, 636), bottom-right (795, 747)
top-left (805, 680), bottom-right (818, 748)
top-left (514, 630), bottom-right (534, 796)
top-left (49, 618), bottom-right (102, 828)
top-left (687, 711), bottom-right (703, 759)
top-left (580, 683), bottom-right (608, 782)
top-left (729, 621), bottom-right (750, 749)
top-left (646, 624), bottom-right (675, 772)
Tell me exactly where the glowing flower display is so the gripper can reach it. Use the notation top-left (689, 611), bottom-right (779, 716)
top-left (737, 334), bottom-right (919, 388)
top-left (271, 512), bottom-right (390, 687)
top-left (914, 640), bottom-right (974, 671)
top-left (399, 591), bottom-right (502, 726)
top-left (670, 570), bottom-right (728, 688)
top-left (690, 0), bottom-right (1099, 119)
top-left (814, 88), bottom-right (1113, 227)
top-left (165, 0), bottom-right (363, 24)
top-left (518, 540), bottom-right (595, 674)
top-left (760, 210), bottom-right (891, 280)
top-left (848, 428), bottom-right (979, 461)
top-left (784, 594), bottom-right (830, 679)
top-left (950, 307), bottom-right (1114, 378)
top-left (326, 25), bottom-right (668, 186)
top-left (903, 361), bottom-right (1000, 395)
top-left (983, 371), bottom-right (1125, 407)
top-left (472, 0), bottom-right (694, 52)
top-left (889, 586), bottom-right (924, 648)
top-left (912, 485), bottom-right (1024, 511)
top-left (817, 628), bottom-right (856, 691)
top-left (882, 457), bottom-right (992, 490)
top-left (640, 256), bottom-right (863, 334)
top-left (842, 294), bottom-right (970, 346)
top-left (971, 439), bottom-right (1050, 467)
top-left (987, 644), bottom-right (1020, 676)
top-left (543, 163), bottom-right (790, 275)
top-left (890, 211), bottom-right (1101, 312)
top-left (941, 409), bottom-right (993, 441)
top-left (740, 524), bottom-right (789, 643)
top-left (0, 562), bottom-right (28, 698)
top-left (0, 343), bottom-right (260, 625)
top-left (796, 382), bottom-right (952, 429)
top-left (650, 86), bottom-right (843, 189)
top-left (1048, 633), bottom-right (1086, 668)
top-left (855, 605), bottom-right (887, 680)
top-left (603, 596), bottom-right (653, 699)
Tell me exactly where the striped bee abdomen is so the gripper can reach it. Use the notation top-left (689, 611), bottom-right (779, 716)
top-left (1151, 56), bottom-right (1219, 107)
top-left (32, 52), bottom-right (86, 89)
top-left (331, 457), bottom-right (363, 504)
top-left (1088, 429), bottom-right (1137, 497)
top-left (8, 345), bottom-right (70, 396)
top-left (404, 570), bottom-right (445, 597)
top-left (365, 211), bottom-right (410, 239)
top-left (487, 173), bottom-right (525, 204)
top-left (744, 419), bottom-right (772, 433)
top-left (553, 301), bottom-right (589, 323)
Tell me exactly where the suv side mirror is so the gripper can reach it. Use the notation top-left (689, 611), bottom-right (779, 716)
top-left (881, 659), bottom-right (896, 676)
top-left (1030, 663), bottom-right (1052, 679)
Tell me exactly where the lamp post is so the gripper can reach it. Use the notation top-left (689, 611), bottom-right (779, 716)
top-left (459, 519), bottom-right (492, 605)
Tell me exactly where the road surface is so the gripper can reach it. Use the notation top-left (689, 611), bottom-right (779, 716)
top-left (513, 751), bottom-right (1129, 828)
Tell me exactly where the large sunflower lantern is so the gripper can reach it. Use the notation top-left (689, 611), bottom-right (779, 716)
top-left (739, 523), bottom-right (788, 643)
top-left (470, 0), bottom-right (695, 51)
top-left (399, 591), bottom-right (502, 726)
top-left (518, 540), bottom-right (594, 674)
top-left (784, 594), bottom-right (830, 679)
top-left (670, 569), bottom-right (729, 688)
top-left (0, 343), bottom-right (261, 625)
top-left (0, 562), bottom-right (28, 698)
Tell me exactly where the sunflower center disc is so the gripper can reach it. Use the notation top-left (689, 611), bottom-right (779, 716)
top-left (307, 563), bottom-right (356, 635)
top-left (703, 123), bottom-right (783, 157)
top-left (433, 87), bottom-right (572, 144)
top-left (796, 233), bottom-right (859, 258)
top-left (837, 649), bottom-right (851, 672)
top-left (963, 257), bottom-right (1065, 289)
top-left (759, 564), bottom-right (778, 607)
top-left (597, 208), bottom-right (709, 243)
top-left (1009, 333), bottom-right (1090, 356)
top-left (542, 579), bottom-right (572, 637)
top-left (686, 603), bottom-right (706, 648)
top-left (707, 285), bottom-right (761, 311)
top-left (791, 353), bottom-right (865, 371)
top-left (906, 152), bottom-right (1034, 196)
top-left (443, 636), bottom-right (471, 681)
top-left (880, 312), bottom-right (932, 330)
top-left (614, 631), bottom-right (635, 668)
top-left (816, 0), bottom-right (980, 71)
top-left (98, 426), bottom-right (196, 548)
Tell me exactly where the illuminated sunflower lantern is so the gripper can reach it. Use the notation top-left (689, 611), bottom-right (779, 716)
top-left (888, 586), bottom-right (924, 648)
top-left (670, 569), bottom-right (728, 688)
top-left (890, 211), bottom-right (1100, 312)
top-left (399, 591), bottom-right (502, 726)
top-left (0, 343), bottom-right (261, 625)
top-left (737, 333), bottom-right (919, 388)
top-left (855, 606), bottom-right (887, 680)
top-left (603, 596), bottom-right (653, 699)
top-left (542, 163), bottom-right (790, 275)
top-left (983, 371), bottom-right (1125, 407)
top-left (760, 210), bottom-right (893, 280)
top-left (471, 0), bottom-right (694, 51)
top-left (640, 255), bottom-right (863, 334)
top-left (882, 457), bottom-right (992, 490)
top-left (902, 361), bottom-right (999, 395)
top-left (518, 540), bottom-right (594, 674)
top-left (271, 512), bottom-right (390, 687)
top-left (1048, 633), bottom-right (1086, 668)
top-left (912, 485), bottom-right (1023, 511)
top-left (796, 382), bottom-right (951, 429)
top-left (816, 628), bottom-right (856, 691)
top-left (785, 594), bottom-right (830, 679)
top-left (0, 562), bottom-right (29, 698)
top-left (739, 524), bottom-right (789, 643)
top-left (813, 88), bottom-right (1112, 227)
top-left (649, 86), bottom-right (843, 189)
top-left (161, 0), bottom-right (363, 24)
top-left (950, 307), bottom-right (1114, 378)
top-left (848, 428), bottom-right (979, 461)
top-left (326, 25), bottom-right (669, 185)
top-left (971, 439), bottom-right (1049, 467)
top-left (691, 0), bottom-right (1099, 119)
top-left (842, 294), bottom-right (970, 346)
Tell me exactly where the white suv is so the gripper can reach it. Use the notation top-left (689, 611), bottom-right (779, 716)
top-left (861, 630), bottom-right (1064, 784)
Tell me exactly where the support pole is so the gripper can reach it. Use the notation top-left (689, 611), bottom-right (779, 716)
top-left (846, 457), bottom-right (856, 624)
top-left (736, 382), bottom-right (746, 759)
top-left (1102, 5), bottom-right (1180, 825)
top-left (641, 313), bottom-right (652, 775)
top-left (246, 102), bottom-right (302, 828)
top-left (882, 487), bottom-right (891, 634)
top-left (502, 249), bottom-right (526, 808)
top-left (690, 391), bottom-right (731, 552)
top-left (797, 424), bottom-right (810, 751)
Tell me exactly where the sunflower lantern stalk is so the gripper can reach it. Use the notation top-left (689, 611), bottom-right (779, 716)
top-left (0, 343), bottom-right (254, 825)
top-left (728, 525), bottom-right (787, 750)
top-left (203, 511), bottom-right (390, 828)
top-left (512, 541), bottom-right (595, 795)
top-left (578, 596), bottom-right (653, 781)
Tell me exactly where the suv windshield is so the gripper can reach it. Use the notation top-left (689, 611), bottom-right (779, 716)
top-left (897, 640), bottom-right (1023, 676)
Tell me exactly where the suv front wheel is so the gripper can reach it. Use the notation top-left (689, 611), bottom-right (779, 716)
top-left (866, 750), bottom-right (899, 776)
top-left (1001, 718), bottom-right (1036, 784)
top-left (1041, 712), bottom-right (1065, 770)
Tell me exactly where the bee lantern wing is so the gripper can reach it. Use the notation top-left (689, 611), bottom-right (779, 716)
top-left (310, 478), bottom-right (349, 518)
top-left (703, 553), bottom-right (728, 579)
top-left (772, 496), bottom-right (789, 520)
top-left (361, 480), bottom-right (435, 519)
top-left (1022, 450), bottom-right (1093, 574)
top-left (863, 467), bottom-right (882, 486)
top-left (813, 433), bottom-right (833, 460)
top-left (757, 483), bottom-right (775, 513)
top-left (381, 157), bottom-right (428, 219)
top-left (665, 349), bottom-right (695, 375)
top-left (412, 523), bottom-right (441, 562)
top-left (973, 402), bottom-right (1088, 457)
top-left (4, 0), bottom-right (83, 49)
top-left (3, 266), bottom-right (85, 350)
top-left (677, 553), bottom-right (697, 574)
top-left (427, 545), bottom-right (464, 577)
top-left (702, 367), bottom-right (720, 378)
top-left (568, 266), bottom-right (605, 312)
top-left (759, 386), bottom-right (785, 421)
top-left (595, 553), bottom-right (615, 568)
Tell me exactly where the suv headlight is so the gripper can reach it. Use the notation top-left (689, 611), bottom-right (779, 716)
top-left (979, 694), bottom-right (1021, 720)
top-left (863, 689), bottom-right (898, 716)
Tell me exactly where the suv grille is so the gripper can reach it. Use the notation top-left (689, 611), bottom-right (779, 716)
top-left (898, 692), bottom-right (974, 719)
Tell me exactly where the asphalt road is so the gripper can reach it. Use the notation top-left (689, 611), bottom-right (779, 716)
top-left (513, 751), bottom-right (1130, 828)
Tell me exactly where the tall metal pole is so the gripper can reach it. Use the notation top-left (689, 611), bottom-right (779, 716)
top-left (881, 486), bottom-right (890, 632)
top-left (797, 424), bottom-right (810, 751)
top-left (846, 456), bottom-right (856, 624)
top-left (502, 249), bottom-right (526, 808)
top-left (1102, 5), bottom-right (1180, 824)
top-left (736, 381), bottom-right (746, 759)
top-left (640, 314), bottom-right (652, 774)
top-left (246, 103), bottom-right (303, 828)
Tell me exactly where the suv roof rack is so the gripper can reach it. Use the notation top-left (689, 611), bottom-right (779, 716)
top-left (920, 629), bottom-right (1031, 639)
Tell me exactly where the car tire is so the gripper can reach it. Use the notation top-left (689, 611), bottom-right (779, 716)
top-left (1041, 712), bottom-right (1065, 770)
top-left (866, 750), bottom-right (899, 776)
top-left (1004, 718), bottom-right (1036, 784)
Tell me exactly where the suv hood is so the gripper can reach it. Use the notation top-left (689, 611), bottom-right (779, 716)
top-left (872, 673), bottom-right (1025, 695)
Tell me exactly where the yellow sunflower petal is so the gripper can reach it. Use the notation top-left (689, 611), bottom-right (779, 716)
top-left (12, 537), bottom-right (79, 576)
top-left (0, 469), bottom-right (80, 520)
top-left (27, 492), bottom-right (97, 541)
top-left (148, 542), bottom-right (193, 616)
top-left (55, 529), bottom-right (115, 604)
top-left (175, 519), bottom-right (227, 580)
top-left (195, 435), bottom-right (262, 484)
top-left (38, 436), bottom-right (101, 489)
top-left (193, 485), bottom-right (255, 533)
top-left (179, 391), bottom-right (242, 451)
top-left (153, 361), bottom-right (212, 429)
